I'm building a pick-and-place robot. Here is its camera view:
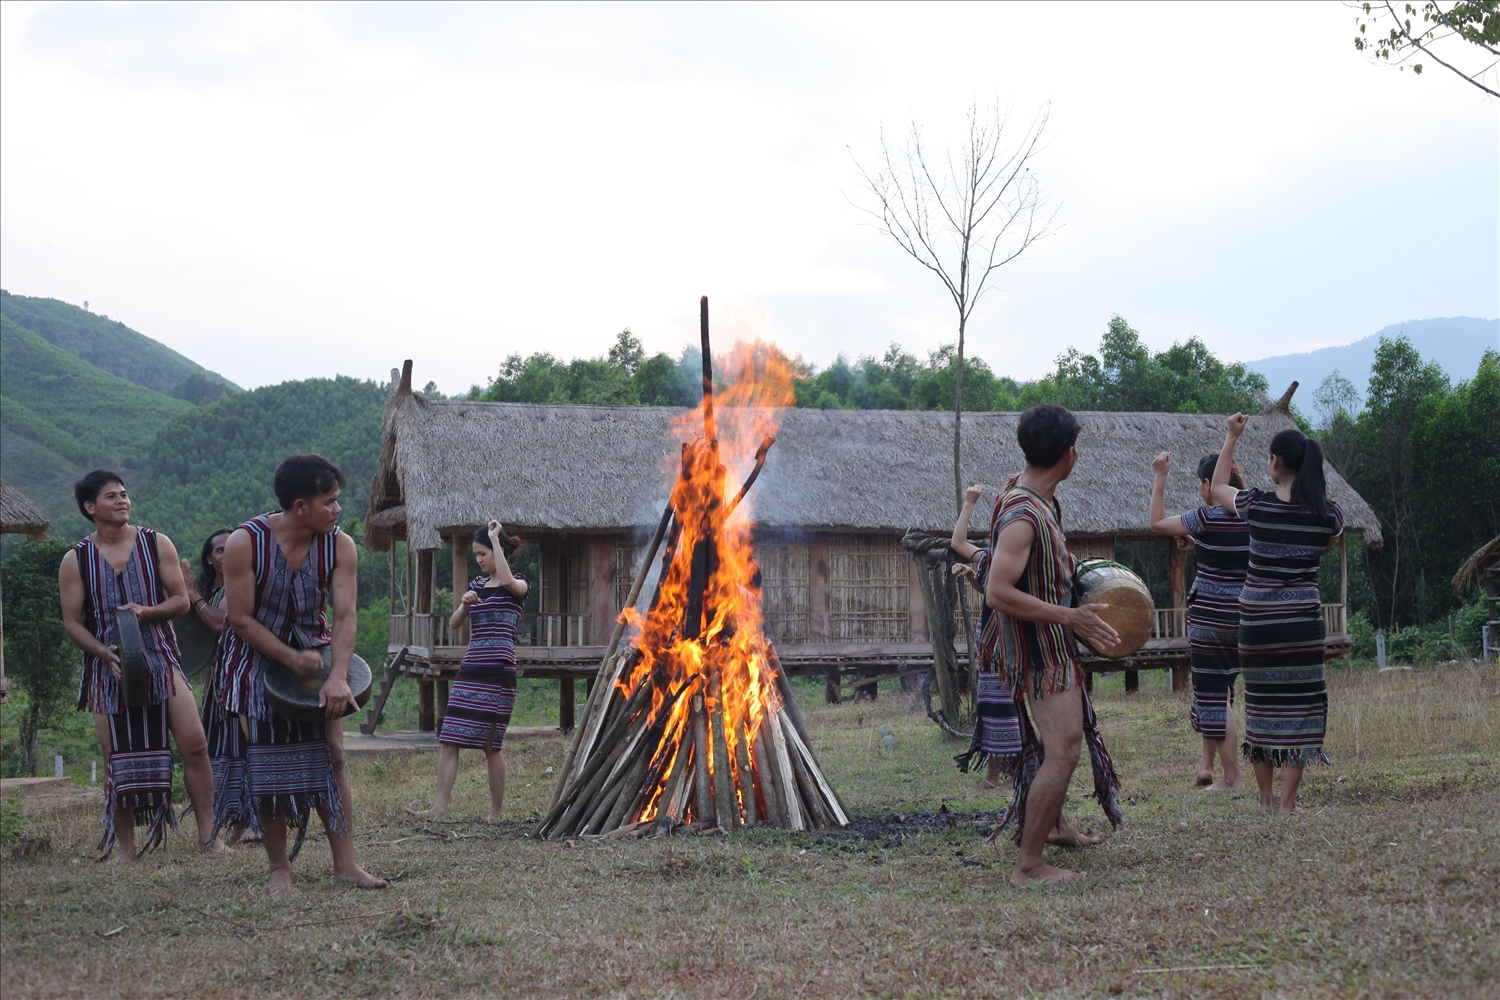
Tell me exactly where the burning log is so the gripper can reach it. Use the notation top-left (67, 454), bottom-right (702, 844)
top-left (535, 297), bottom-right (846, 839)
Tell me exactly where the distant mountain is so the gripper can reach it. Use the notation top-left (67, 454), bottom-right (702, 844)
top-left (1246, 317), bottom-right (1498, 402)
top-left (0, 290), bottom-right (239, 400)
top-left (1, 315), bottom-right (197, 539)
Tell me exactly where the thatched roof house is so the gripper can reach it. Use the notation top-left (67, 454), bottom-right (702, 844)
top-left (1453, 535), bottom-right (1500, 591)
top-left (0, 479), bottom-right (51, 539)
top-left (365, 362), bottom-right (1377, 664)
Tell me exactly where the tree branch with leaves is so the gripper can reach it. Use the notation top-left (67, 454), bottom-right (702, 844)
top-left (1354, 0), bottom-right (1500, 97)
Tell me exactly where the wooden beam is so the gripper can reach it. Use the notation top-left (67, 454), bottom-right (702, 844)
top-left (1169, 540), bottom-right (1186, 610)
top-left (416, 549), bottom-right (434, 614)
top-left (452, 530), bottom-right (470, 645)
top-left (1340, 534), bottom-right (1348, 609)
top-left (418, 678), bottom-right (435, 731)
top-left (436, 679), bottom-right (449, 729)
top-left (807, 534), bottom-right (830, 642)
top-left (590, 534), bottom-right (616, 647)
top-left (907, 551), bottom-right (929, 642)
top-left (559, 678), bottom-right (576, 732)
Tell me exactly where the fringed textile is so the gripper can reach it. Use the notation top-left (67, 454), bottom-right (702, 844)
top-left (990, 670), bottom-right (1123, 845)
top-left (74, 528), bottom-right (180, 715)
top-left (954, 672), bottom-right (1022, 773)
top-left (99, 703), bottom-right (176, 859)
top-left (247, 713), bottom-right (344, 861)
top-left (438, 669), bottom-right (518, 751)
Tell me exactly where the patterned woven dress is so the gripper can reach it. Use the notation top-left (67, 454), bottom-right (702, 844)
top-left (440, 576), bottom-right (527, 752)
top-left (216, 513), bottom-right (345, 857)
top-left (956, 548), bottom-right (1022, 774)
top-left (73, 528), bottom-right (184, 856)
top-left (1181, 506), bottom-right (1250, 742)
top-left (1233, 489), bottom-right (1344, 766)
top-left (976, 479), bottom-right (1123, 842)
top-left (198, 588), bottom-right (260, 840)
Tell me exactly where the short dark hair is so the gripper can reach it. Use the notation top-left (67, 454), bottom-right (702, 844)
top-left (74, 470), bottom-right (126, 522)
top-left (472, 524), bottom-right (521, 556)
top-left (273, 454), bottom-right (347, 510)
top-left (1016, 404), bottom-right (1079, 469)
top-left (1196, 453), bottom-right (1245, 490)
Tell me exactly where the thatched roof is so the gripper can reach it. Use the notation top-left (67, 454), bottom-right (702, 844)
top-left (0, 480), bottom-right (50, 539)
top-left (367, 363), bottom-right (1383, 551)
top-left (1453, 535), bottom-right (1500, 589)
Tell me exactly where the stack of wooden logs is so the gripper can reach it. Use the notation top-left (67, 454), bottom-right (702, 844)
top-left (534, 645), bottom-right (847, 839)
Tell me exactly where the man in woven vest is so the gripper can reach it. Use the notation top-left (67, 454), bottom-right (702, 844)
top-left (58, 470), bottom-right (225, 859)
top-left (983, 405), bottom-right (1124, 886)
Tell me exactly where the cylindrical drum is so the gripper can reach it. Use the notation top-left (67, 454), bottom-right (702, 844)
top-left (1074, 559), bottom-right (1154, 658)
top-left (114, 609), bottom-right (153, 707)
top-left (262, 646), bottom-right (373, 722)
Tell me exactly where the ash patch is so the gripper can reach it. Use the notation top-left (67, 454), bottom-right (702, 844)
top-left (816, 807), bottom-right (1006, 847)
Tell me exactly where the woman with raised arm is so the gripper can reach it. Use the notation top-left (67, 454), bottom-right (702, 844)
top-left (181, 529), bottom-right (261, 843)
top-left (1150, 453), bottom-right (1248, 792)
top-left (1210, 415), bottom-right (1343, 815)
top-left (410, 520), bottom-right (529, 821)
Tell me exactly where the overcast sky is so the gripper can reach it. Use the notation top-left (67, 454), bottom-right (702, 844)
top-left (2, 1), bottom-right (1495, 393)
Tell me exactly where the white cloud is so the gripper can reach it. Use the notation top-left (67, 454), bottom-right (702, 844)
top-left (1, 0), bottom-right (1494, 392)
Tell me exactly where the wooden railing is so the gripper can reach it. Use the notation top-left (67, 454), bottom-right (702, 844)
top-left (393, 612), bottom-right (590, 650)
top-left (1147, 604), bottom-right (1348, 642)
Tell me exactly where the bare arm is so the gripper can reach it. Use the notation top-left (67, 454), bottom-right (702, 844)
top-left (318, 531), bottom-right (359, 718)
top-left (1211, 413), bottom-right (1248, 514)
top-left (223, 530), bottom-right (322, 680)
top-left (58, 550), bottom-right (120, 668)
top-left (950, 484), bottom-right (985, 561)
top-left (487, 521), bottom-right (529, 598)
top-left (117, 532), bottom-right (191, 622)
top-left (983, 518), bottom-right (1120, 650)
top-left (1149, 452), bottom-right (1192, 536)
top-left (180, 559), bottom-right (228, 634)
top-left (450, 591), bottom-right (477, 631)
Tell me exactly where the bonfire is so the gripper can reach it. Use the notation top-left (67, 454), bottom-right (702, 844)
top-left (535, 298), bottom-right (847, 839)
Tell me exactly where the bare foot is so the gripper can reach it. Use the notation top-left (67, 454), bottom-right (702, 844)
top-left (406, 807), bottom-right (447, 819)
top-left (1260, 797), bottom-right (1278, 813)
top-left (487, 812), bottom-right (503, 822)
top-left (1278, 804), bottom-right (1302, 816)
top-left (1010, 862), bottom-right (1088, 887)
top-left (267, 868), bottom-right (294, 893)
top-left (202, 838), bottom-right (234, 854)
top-left (979, 776), bottom-right (1012, 791)
top-left (1048, 818), bottom-right (1103, 847)
top-left (1203, 777), bottom-right (1246, 792)
top-left (1195, 768), bottom-right (1214, 786)
top-left (334, 866), bottom-right (389, 889)
top-left (105, 851), bottom-right (138, 865)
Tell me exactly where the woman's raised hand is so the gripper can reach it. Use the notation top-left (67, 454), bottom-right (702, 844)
top-left (964, 484), bottom-right (985, 506)
top-left (1152, 451), bottom-right (1171, 476)
top-left (1226, 412), bottom-right (1248, 437)
top-left (460, 590), bottom-right (480, 608)
top-left (487, 519), bottom-right (503, 537)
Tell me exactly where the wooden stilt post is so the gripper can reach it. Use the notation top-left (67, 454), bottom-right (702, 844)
top-left (419, 679), bottom-right (435, 731)
top-left (560, 678), bottom-right (576, 732)
top-left (824, 664), bottom-right (840, 704)
top-left (1125, 670), bottom-right (1139, 694)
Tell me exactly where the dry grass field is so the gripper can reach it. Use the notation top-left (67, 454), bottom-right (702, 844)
top-left (2, 662), bottom-right (1496, 999)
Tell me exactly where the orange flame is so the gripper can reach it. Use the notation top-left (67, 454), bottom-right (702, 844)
top-left (621, 340), bottom-right (798, 823)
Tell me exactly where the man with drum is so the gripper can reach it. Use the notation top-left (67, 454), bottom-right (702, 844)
top-left (982, 405), bottom-right (1124, 886)
top-left (57, 470), bottom-right (226, 859)
top-left (220, 454), bottom-right (385, 891)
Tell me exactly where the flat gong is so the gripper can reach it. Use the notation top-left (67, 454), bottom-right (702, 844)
top-left (115, 609), bottom-right (153, 707)
top-left (262, 646), bottom-right (373, 722)
top-left (170, 609), bottom-right (219, 679)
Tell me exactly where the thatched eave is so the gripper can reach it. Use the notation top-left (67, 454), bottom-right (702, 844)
top-left (1453, 535), bottom-right (1500, 590)
top-left (0, 479), bottom-right (51, 539)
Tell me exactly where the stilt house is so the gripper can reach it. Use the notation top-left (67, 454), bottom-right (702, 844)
top-left (363, 362), bottom-right (1382, 732)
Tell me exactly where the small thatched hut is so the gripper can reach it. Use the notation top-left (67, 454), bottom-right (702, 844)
top-left (1, 479), bottom-right (52, 704)
top-left (1454, 535), bottom-right (1500, 664)
top-left (363, 362), bottom-right (1382, 732)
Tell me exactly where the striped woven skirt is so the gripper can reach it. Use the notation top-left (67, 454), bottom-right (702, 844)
top-left (955, 671), bottom-right (1022, 773)
top-left (1238, 588), bottom-right (1329, 767)
top-left (439, 668), bottom-right (517, 752)
top-left (101, 703), bottom-right (177, 858)
top-left (247, 712), bottom-right (345, 860)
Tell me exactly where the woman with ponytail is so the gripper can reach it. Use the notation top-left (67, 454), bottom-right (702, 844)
top-left (1150, 452), bottom-right (1249, 792)
top-left (410, 520), bottom-right (528, 821)
top-left (1211, 415), bottom-right (1344, 815)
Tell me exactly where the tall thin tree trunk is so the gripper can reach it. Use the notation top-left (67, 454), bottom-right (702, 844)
top-left (953, 316), bottom-right (966, 515)
top-left (23, 701), bottom-right (40, 776)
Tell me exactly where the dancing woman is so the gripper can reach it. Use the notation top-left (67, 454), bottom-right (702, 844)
top-left (1210, 415), bottom-right (1343, 815)
top-left (412, 521), bottom-right (529, 820)
top-left (180, 529), bottom-right (260, 843)
top-left (1150, 452), bottom-right (1249, 791)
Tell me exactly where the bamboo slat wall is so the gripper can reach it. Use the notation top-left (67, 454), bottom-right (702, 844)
top-left (757, 540), bottom-right (811, 643)
top-left (829, 533), bottom-right (910, 643)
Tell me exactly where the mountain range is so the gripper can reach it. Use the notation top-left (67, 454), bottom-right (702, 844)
top-left (1246, 317), bottom-right (1498, 403)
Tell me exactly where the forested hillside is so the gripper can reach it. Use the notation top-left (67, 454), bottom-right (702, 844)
top-left (0, 291), bottom-right (238, 400)
top-left (1, 315), bottom-right (195, 539)
top-left (132, 377), bottom-right (387, 548)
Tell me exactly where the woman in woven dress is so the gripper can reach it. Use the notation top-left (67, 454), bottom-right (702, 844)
top-left (410, 520), bottom-right (528, 820)
top-left (1150, 452), bottom-right (1249, 792)
top-left (1211, 415), bottom-right (1343, 815)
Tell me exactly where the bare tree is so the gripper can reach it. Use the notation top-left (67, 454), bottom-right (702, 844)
top-left (852, 102), bottom-right (1058, 513)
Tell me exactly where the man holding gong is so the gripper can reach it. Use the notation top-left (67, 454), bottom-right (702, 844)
top-left (982, 405), bottom-right (1124, 886)
top-left (220, 454), bottom-right (385, 891)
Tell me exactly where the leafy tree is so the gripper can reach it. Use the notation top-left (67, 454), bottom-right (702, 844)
top-left (1, 539), bottom-right (77, 775)
top-left (1313, 369), bottom-right (1362, 476)
top-left (1026, 316), bottom-right (1269, 413)
top-left (472, 329), bottom-right (698, 406)
top-left (1354, 0), bottom-right (1500, 98)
